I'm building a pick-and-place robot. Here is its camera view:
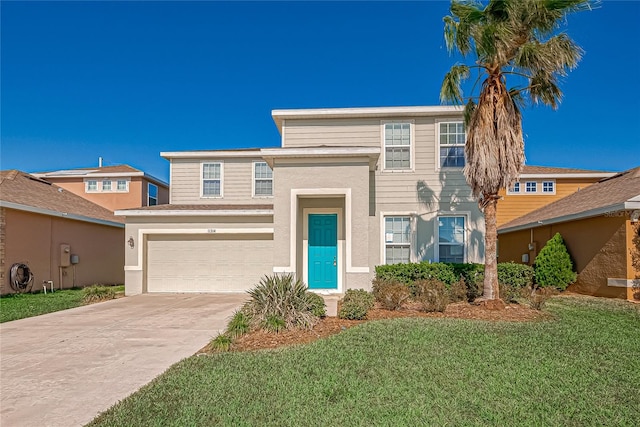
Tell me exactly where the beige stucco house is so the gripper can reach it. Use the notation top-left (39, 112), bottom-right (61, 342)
top-left (498, 167), bottom-right (640, 301)
top-left (0, 170), bottom-right (125, 295)
top-left (116, 106), bottom-right (485, 295)
top-left (33, 165), bottom-right (169, 211)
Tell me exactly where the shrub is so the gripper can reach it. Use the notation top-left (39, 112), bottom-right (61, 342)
top-left (534, 233), bottom-right (577, 290)
top-left (371, 278), bottom-right (411, 310)
top-left (521, 286), bottom-right (555, 310)
top-left (499, 283), bottom-right (520, 303)
top-left (414, 279), bottom-right (449, 312)
top-left (243, 274), bottom-right (319, 331)
top-left (375, 262), bottom-right (457, 296)
top-left (498, 262), bottom-right (535, 288)
top-left (448, 279), bottom-right (468, 303)
top-left (338, 289), bottom-right (375, 320)
top-left (305, 292), bottom-right (327, 318)
top-left (226, 310), bottom-right (251, 339)
top-left (447, 263), bottom-right (484, 301)
top-left (82, 285), bottom-right (116, 303)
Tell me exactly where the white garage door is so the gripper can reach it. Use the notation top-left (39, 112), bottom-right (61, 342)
top-left (146, 234), bottom-right (273, 292)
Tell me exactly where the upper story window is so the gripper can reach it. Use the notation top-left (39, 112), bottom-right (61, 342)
top-left (102, 180), bottom-right (112, 191)
top-left (439, 122), bottom-right (465, 168)
top-left (525, 181), bottom-right (537, 193)
top-left (509, 182), bottom-right (521, 193)
top-left (542, 181), bottom-right (555, 193)
top-left (202, 162), bottom-right (222, 197)
top-left (383, 122), bottom-right (412, 170)
top-left (438, 216), bottom-right (465, 263)
top-left (86, 180), bottom-right (98, 192)
top-left (148, 183), bottom-right (158, 206)
top-left (384, 216), bottom-right (412, 264)
top-left (253, 162), bottom-right (273, 197)
top-left (117, 180), bottom-right (128, 191)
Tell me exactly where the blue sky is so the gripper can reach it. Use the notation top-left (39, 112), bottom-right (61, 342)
top-left (2, 1), bottom-right (639, 183)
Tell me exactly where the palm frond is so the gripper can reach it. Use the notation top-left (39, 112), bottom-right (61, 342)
top-left (530, 71), bottom-right (562, 109)
top-left (441, 64), bottom-right (471, 104)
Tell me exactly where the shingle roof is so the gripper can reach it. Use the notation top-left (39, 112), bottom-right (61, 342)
top-left (37, 165), bottom-right (141, 175)
top-left (0, 170), bottom-right (124, 225)
top-left (499, 167), bottom-right (640, 232)
top-left (117, 204), bottom-right (274, 212)
top-left (521, 165), bottom-right (614, 175)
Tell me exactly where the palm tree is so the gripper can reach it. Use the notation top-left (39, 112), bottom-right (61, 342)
top-left (441, 0), bottom-right (592, 302)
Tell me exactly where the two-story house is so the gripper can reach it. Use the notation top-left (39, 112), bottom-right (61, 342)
top-left (33, 165), bottom-right (169, 211)
top-left (116, 106), bottom-right (485, 295)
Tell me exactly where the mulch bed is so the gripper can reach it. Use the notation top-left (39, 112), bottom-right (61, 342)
top-left (201, 301), bottom-right (549, 354)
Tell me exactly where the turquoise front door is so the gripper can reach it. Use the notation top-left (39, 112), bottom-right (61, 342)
top-left (308, 214), bottom-right (338, 289)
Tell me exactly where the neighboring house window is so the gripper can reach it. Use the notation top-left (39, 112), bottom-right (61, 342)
top-left (102, 180), bottom-right (112, 191)
top-left (439, 122), bottom-right (465, 168)
top-left (384, 216), bottom-right (411, 264)
top-left (202, 162), bottom-right (222, 197)
top-left (438, 216), bottom-right (465, 263)
top-left (148, 183), bottom-right (158, 206)
top-left (509, 182), bottom-right (521, 194)
top-left (384, 122), bottom-right (411, 170)
top-left (253, 162), bottom-right (273, 197)
top-left (86, 180), bottom-right (97, 192)
top-left (117, 180), bottom-right (128, 191)
top-left (542, 181), bottom-right (555, 193)
top-left (525, 181), bottom-right (537, 193)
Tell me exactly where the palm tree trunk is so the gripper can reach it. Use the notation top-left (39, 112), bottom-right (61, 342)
top-left (483, 196), bottom-right (500, 300)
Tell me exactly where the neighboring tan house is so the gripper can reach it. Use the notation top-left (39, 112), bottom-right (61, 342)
top-left (0, 170), bottom-right (125, 295)
top-left (32, 165), bottom-right (169, 211)
top-left (497, 166), bottom-right (615, 226)
top-left (116, 106), bottom-right (486, 295)
top-left (498, 167), bottom-right (640, 301)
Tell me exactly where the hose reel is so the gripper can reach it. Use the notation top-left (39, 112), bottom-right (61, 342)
top-left (9, 263), bottom-right (34, 292)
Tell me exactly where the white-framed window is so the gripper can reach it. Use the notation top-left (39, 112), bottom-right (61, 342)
top-left (383, 121), bottom-right (412, 170)
top-left (86, 180), bottom-right (98, 192)
top-left (437, 216), bottom-right (465, 263)
top-left (102, 180), bottom-right (112, 191)
top-left (202, 162), bottom-right (222, 197)
top-left (542, 181), bottom-right (555, 193)
top-left (148, 183), bottom-right (158, 206)
top-left (438, 121), bottom-right (465, 168)
top-left (116, 180), bottom-right (128, 191)
top-left (384, 216), bottom-right (412, 264)
top-left (525, 181), bottom-right (537, 193)
top-left (508, 182), bottom-right (521, 194)
top-left (253, 161), bottom-right (273, 197)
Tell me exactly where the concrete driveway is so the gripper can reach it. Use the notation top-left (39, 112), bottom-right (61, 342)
top-left (0, 293), bottom-right (247, 427)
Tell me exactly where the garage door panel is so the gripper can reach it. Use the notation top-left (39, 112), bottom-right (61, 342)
top-left (146, 234), bottom-right (273, 293)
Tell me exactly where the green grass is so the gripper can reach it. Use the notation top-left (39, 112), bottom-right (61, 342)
top-left (88, 296), bottom-right (639, 427)
top-left (0, 286), bottom-right (124, 323)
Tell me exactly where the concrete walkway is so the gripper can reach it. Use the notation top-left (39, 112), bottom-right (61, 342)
top-left (0, 293), bottom-right (247, 427)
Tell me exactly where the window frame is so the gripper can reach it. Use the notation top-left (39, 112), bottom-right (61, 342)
top-left (381, 120), bottom-right (414, 172)
top-left (85, 179), bottom-right (98, 192)
top-left (381, 214), bottom-right (414, 265)
top-left (201, 161), bottom-right (223, 198)
top-left (435, 214), bottom-right (468, 263)
top-left (542, 180), bottom-right (556, 194)
top-left (102, 180), bottom-right (112, 192)
top-left (436, 120), bottom-right (466, 170)
top-left (116, 179), bottom-right (129, 192)
top-left (507, 182), bottom-right (521, 194)
top-left (525, 181), bottom-right (537, 193)
top-left (252, 161), bottom-right (274, 198)
top-left (147, 183), bottom-right (158, 206)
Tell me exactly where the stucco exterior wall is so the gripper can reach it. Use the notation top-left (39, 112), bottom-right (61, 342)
top-left (498, 215), bottom-right (629, 299)
top-left (2, 209), bottom-right (124, 295)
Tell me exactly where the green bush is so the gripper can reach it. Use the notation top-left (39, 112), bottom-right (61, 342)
top-left (338, 289), bottom-right (375, 320)
top-left (375, 262), bottom-right (457, 296)
top-left (534, 233), bottom-right (577, 290)
top-left (305, 292), bottom-right (327, 318)
top-left (414, 279), bottom-right (449, 312)
top-left (243, 274), bottom-right (320, 331)
top-left (498, 262), bottom-right (535, 288)
top-left (209, 333), bottom-right (232, 352)
top-left (371, 278), bottom-right (411, 310)
top-left (226, 310), bottom-right (251, 339)
top-left (447, 263), bottom-right (484, 301)
top-left (82, 285), bottom-right (116, 303)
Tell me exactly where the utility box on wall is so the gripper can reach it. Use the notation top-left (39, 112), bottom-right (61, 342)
top-left (60, 244), bottom-right (71, 267)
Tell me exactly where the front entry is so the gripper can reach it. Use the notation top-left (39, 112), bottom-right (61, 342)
top-left (308, 214), bottom-right (338, 289)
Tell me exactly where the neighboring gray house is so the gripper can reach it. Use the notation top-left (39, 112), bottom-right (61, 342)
top-left (116, 106), bottom-right (485, 295)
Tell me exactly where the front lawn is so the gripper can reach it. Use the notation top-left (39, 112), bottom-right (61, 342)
top-left (0, 286), bottom-right (124, 323)
top-left (89, 296), bottom-right (639, 426)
